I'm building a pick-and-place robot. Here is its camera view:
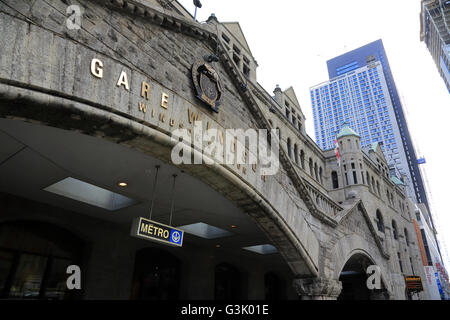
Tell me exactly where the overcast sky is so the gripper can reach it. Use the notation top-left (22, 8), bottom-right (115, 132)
top-left (178, 0), bottom-right (450, 267)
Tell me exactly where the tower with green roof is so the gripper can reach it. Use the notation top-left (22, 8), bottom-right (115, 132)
top-left (336, 123), bottom-right (365, 194)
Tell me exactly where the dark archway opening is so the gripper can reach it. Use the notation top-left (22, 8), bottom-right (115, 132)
top-left (0, 220), bottom-right (84, 300)
top-left (264, 272), bottom-right (285, 300)
top-left (214, 263), bottom-right (241, 300)
top-left (338, 253), bottom-right (387, 300)
top-left (131, 248), bottom-right (181, 300)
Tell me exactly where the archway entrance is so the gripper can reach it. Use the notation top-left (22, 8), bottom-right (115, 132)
top-left (214, 263), bottom-right (241, 300)
top-left (131, 248), bottom-right (181, 300)
top-left (264, 272), bottom-right (285, 300)
top-left (338, 253), bottom-right (387, 300)
top-left (0, 118), bottom-right (297, 299)
top-left (0, 221), bottom-right (83, 299)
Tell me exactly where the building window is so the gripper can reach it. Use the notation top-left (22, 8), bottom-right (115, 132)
top-left (376, 210), bottom-right (384, 233)
top-left (352, 171), bottom-right (358, 184)
top-left (398, 252), bottom-right (403, 273)
top-left (410, 258), bottom-right (415, 275)
top-left (243, 64), bottom-right (250, 78)
top-left (294, 144), bottom-right (298, 164)
top-left (319, 167), bottom-right (323, 185)
top-left (332, 171), bottom-right (339, 189)
top-left (287, 138), bottom-right (292, 159)
top-left (300, 150), bottom-right (305, 169)
top-left (222, 33), bottom-right (230, 44)
top-left (233, 45), bottom-right (241, 55)
top-left (392, 220), bottom-right (398, 240)
top-left (314, 163), bottom-right (319, 181)
top-left (233, 53), bottom-right (240, 66)
top-left (309, 158), bottom-right (313, 176)
top-left (404, 228), bottom-right (409, 246)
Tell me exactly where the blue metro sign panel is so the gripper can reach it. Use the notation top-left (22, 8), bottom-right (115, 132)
top-left (130, 217), bottom-right (184, 247)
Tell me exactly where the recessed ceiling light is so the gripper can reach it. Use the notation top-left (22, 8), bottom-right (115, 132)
top-left (118, 182), bottom-right (128, 187)
top-left (216, 244), bottom-right (221, 248)
top-left (231, 225), bottom-right (237, 228)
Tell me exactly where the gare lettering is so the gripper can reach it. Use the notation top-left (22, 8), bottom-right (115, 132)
top-left (89, 58), bottom-right (268, 182)
top-left (89, 58), bottom-right (170, 108)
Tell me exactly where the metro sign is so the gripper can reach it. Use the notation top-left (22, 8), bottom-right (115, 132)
top-left (130, 217), bottom-right (184, 247)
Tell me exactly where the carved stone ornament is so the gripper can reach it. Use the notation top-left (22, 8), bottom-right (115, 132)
top-left (191, 60), bottom-right (223, 113)
top-left (293, 278), bottom-right (343, 300)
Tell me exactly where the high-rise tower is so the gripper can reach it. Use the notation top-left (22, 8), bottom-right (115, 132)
top-left (312, 40), bottom-right (430, 215)
top-left (420, 0), bottom-right (450, 93)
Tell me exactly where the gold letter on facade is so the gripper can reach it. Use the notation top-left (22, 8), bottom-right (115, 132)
top-left (117, 71), bottom-right (130, 91)
top-left (161, 93), bottom-right (169, 109)
top-left (90, 58), bottom-right (103, 78)
top-left (141, 81), bottom-right (150, 100)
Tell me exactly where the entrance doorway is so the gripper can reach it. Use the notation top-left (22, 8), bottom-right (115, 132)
top-left (214, 263), bottom-right (241, 300)
top-left (0, 221), bottom-right (83, 299)
top-left (338, 253), bottom-right (387, 300)
top-left (264, 272), bottom-right (285, 300)
top-left (131, 248), bottom-right (181, 300)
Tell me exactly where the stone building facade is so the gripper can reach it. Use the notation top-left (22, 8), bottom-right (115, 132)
top-left (0, 0), bottom-right (429, 299)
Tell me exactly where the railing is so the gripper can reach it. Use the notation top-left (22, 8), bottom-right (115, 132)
top-left (303, 180), bottom-right (342, 217)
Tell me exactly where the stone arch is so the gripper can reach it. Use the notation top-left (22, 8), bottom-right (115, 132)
top-left (331, 234), bottom-right (393, 298)
top-left (337, 249), bottom-right (389, 300)
top-left (0, 95), bottom-right (319, 279)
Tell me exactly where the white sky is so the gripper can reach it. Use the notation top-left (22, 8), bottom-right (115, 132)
top-left (178, 0), bottom-right (450, 268)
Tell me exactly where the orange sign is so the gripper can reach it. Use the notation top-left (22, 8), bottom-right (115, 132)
top-left (413, 219), bottom-right (429, 266)
top-left (405, 276), bottom-right (423, 291)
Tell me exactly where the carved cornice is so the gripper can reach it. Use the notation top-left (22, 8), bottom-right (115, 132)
top-left (293, 278), bottom-right (342, 299)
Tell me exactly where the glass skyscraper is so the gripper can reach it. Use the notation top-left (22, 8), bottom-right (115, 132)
top-left (311, 40), bottom-right (430, 214)
top-left (420, 0), bottom-right (450, 93)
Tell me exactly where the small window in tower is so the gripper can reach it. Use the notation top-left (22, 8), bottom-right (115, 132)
top-left (233, 53), bottom-right (241, 66)
top-left (222, 33), bottom-right (230, 44)
top-left (243, 64), bottom-right (250, 78)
